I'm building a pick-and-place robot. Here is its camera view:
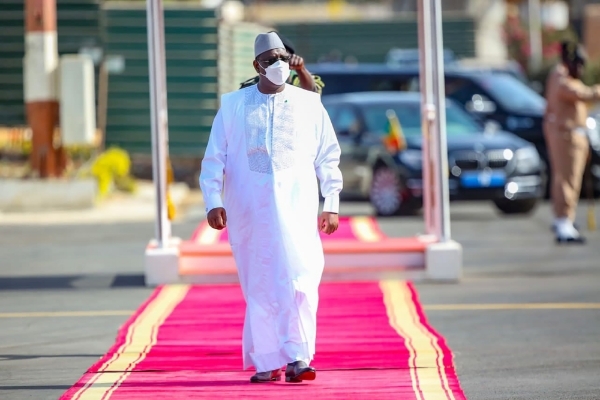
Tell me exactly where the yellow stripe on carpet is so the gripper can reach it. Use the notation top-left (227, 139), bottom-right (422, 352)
top-left (380, 280), bottom-right (454, 400)
top-left (196, 223), bottom-right (221, 245)
top-left (350, 216), bottom-right (383, 242)
top-left (73, 285), bottom-right (190, 400)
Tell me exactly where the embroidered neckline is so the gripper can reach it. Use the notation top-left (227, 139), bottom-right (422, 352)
top-left (254, 84), bottom-right (287, 97)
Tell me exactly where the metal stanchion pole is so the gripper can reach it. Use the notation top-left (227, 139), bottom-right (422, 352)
top-left (146, 0), bottom-right (171, 248)
top-left (417, 0), bottom-right (461, 281)
top-left (418, 0), bottom-right (435, 238)
top-left (431, 0), bottom-right (451, 242)
top-left (418, 0), bottom-right (451, 242)
top-left (143, 0), bottom-right (181, 286)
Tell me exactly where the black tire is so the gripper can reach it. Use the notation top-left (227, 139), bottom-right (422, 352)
top-left (493, 198), bottom-right (538, 215)
top-left (369, 166), bottom-right (420, 216)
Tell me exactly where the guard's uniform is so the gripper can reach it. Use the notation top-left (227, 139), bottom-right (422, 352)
top-left (240, 71), bottom-right (325, 94)
top-left (544, 63), bottom-right (600, 241)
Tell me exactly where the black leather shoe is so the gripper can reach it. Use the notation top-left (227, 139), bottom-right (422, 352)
top-left (556, 235), bottom-right (586, 244)
top-left (285, 361), bottom-right (316, 383)
top-left (250, 369), bottom-right (281, 383)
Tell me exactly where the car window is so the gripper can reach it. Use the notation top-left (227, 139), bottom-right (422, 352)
top-left (317, 73), bottom-right (417, 95)
top-left (474, 74), bottom-right (546, 113)
top-left (445, 78), bottom-right (477, 105)
top-left (362, 102), bottom-right (481, 137)
top-left (446, 103), bottom-right (484, 134)
top-left (318, 74), bottom-right (371, 95)
top-left (364, 104), bottom-right (423, 137)
top-left (332, 107), bottom-right (361, 136)
top-left (369, 76), bottom-right (417, 92)
top-left (323, 104), bottom-right (339, 121)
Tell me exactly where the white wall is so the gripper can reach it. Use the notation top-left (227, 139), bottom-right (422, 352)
top-left (468, 0), bottom-right (508, 61)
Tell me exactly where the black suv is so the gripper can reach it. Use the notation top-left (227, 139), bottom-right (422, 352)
top-left (308, 63), bottom-right (600, 195)
top-left (322, 92), bottom-right (544, 216)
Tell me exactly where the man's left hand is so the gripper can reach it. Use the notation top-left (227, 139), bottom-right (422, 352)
top-left (289, 54), bottom-right (305, 71)
top-left (319, 212), bottom-right (339, 235)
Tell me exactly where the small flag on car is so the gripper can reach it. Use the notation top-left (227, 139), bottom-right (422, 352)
top-left (382, 109), bottom-right (407, 155)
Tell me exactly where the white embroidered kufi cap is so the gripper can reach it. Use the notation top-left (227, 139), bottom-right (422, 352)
top-left (254, 32), bottom-right (285, 58)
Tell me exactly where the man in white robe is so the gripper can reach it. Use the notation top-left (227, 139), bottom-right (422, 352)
top-left (199, 32), bottom-right (343, 384)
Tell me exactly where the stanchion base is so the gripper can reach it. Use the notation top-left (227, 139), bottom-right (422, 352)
top-left (144, 237), bottom-right (182, 286)
top-left (425, 240), bottom-right (463, 282)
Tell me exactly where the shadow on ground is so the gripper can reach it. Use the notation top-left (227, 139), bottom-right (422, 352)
top-left (0, 274), bottom-right (146, 291)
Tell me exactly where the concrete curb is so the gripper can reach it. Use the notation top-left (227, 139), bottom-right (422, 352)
top-left (0, 181), bottom-right (203, 226)
top-left (0, 178), bottom-right (97, 212)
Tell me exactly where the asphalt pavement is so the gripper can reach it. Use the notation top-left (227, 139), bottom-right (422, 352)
top-left (0, 196), bottom-right (599, 399)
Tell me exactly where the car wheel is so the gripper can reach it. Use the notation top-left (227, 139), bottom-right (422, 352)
top-left (493, 198), bottom-right (538, 215)
top-left (370, 166), bottom-right (402, 216)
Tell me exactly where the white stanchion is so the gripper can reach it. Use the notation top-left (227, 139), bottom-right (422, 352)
top-left (144, 0), bottom-right (180, 286)
top-left (143, 0), bottom-right (463, 285)
top-left (418, 0), bottom-right (462, 281)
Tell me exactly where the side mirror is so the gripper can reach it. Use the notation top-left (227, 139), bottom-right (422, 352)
top-left (466, 94), bottom-right (497, 114)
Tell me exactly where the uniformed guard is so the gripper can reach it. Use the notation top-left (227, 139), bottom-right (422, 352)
top-left (544, 41), bottom-right (600, 243)
top-left (239, 31), bottom-right (324, 94)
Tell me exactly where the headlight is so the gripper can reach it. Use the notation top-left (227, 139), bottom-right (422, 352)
top-left (398, 149), bottom-right (422, 170)
top-left (587, 117), bottom-right (600, 151)
top-left (515, 146), bottom-right (540, 173)
top-left (586, 116), bottom-right (597, 130)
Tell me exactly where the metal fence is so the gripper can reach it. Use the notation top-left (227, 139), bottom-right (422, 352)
top-left (218, 22), bottom-right (273, 97)
top-left (102, 4), bottom-right (219, 155)
top-left (276, 18), bottom-right (476, 64)
top-left (0, 0), bottom-right (101, 126)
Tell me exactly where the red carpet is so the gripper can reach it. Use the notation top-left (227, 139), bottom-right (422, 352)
top-left (61, 281), bottom-right (466, 399)
top-left (190, 216), bottom-right (386, 244)
top-left (63, 217), bottom-right (462, 398)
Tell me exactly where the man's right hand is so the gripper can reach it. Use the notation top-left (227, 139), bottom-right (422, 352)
top-left (207, 207), bottom-right (227, 230)
top-left (288, 54), bottom-right (305, 71)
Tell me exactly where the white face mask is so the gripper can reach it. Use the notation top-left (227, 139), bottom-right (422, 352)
top-left (260, 60), bottom-right (290, 86)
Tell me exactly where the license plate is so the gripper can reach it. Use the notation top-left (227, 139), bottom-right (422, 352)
top-left (460, 170), bottom-right (506, 188)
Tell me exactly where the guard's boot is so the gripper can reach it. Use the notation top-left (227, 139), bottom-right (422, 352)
top-left (250, 369), bottom-right (282, 383)
top-left (555, 218), bottom-right (586, 244)
top-left (285, 361), bottom-right (316, 383)
top-left (551, 221), bottom-right (580, 232)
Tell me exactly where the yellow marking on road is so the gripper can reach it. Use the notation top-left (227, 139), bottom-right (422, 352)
top-left (350, 216), bottom-right (383, 242)
top-left (0, 310), bottom-right (134, 318)
top-left (423, 303), bottom-right (600, 311)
